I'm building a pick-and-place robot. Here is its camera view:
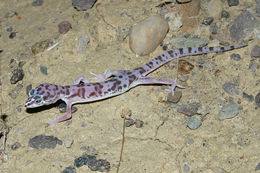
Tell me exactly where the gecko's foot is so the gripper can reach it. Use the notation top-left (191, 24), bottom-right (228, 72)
top-left (45, 116), bottom-right (59, 128)
top-left (165, 79), bottom-right (185, 96)
top-left (89, 70), bottom-right (109, 82)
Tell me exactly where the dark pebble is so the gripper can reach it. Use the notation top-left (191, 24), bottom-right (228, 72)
top-left (29, 134), bottom-right (63, 149)
top-left (227, 0), bottom-right (239, 6)
top-left (135, 119), bottom-right (144, 128)
top-left (221, 10), bottom-right (230, 18)
top-left (251, 45), bottom-right (260, 58)
top-left (72, 0), bottom-right (97, 11)
top-left (6, 24), bottom-right (13, 32)
top-left (202, 17), bottom-right (214, 25)
top-left (84, 12), bottom-right (90, 19)
top-left (9, 32), bottom-right (16, 39)
top-left (88, 159), bottom-right (110, 172)
top-left (242, 92), bottom-right (254, 102)
top-left (74, 154), bottom-right (96, 167)
top-left (26, 84), bottom-right (32, 96)
top-left (222, 82), bottom-right (239, 95)
top-left (11, 142), bottom-right (21, 150)
top-left (62, 166), bottom-right (76, 173)
top-left (255, 162), bottom-right (260, 171)
top-left (32, 0), bottom-right (44, 6)
top-left (58, 102), bottom-right (78, 114)
top-left (58, 21), bottom-right (72, 34)
top-left (230, 53), bottom-right (241, 61)
top-left (125, 119), bottom-right (135, 127)
top-left (10, 68), bottom-right (24, 84)
top-left (230, 11), bottom-right (258, 42)
top-left (255, 92), bottom-right (260, 107)
top-left (40, 65), bottom-right (48, 75)
top-left (177, 103), bottom-right (200, 116)
top-left (162, 45), bottom-right (168, 51)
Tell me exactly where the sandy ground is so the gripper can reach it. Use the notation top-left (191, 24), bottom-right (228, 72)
top-left (0, 0), bottom-right (259, 172)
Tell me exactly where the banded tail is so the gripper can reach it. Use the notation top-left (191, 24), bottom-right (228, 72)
top-left (138, 44), bottom-right (248, 76)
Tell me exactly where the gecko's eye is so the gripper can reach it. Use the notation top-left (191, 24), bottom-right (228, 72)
top-left (35, 99), bottom-right (41, 103)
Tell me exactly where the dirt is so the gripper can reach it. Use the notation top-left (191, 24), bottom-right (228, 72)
top-left (0, 0), bottom-right (259, 172)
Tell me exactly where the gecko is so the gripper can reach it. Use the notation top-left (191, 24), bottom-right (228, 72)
top-left (24, 44), bottom-right (247, 126)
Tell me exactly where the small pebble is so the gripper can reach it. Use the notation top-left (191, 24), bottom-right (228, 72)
top-left (10, 68), bottom-right (24, 84)
top-left (40, 66), bottom-right (48, 75)
top-left (187, 116), bottom-right (202, 130)
top-left (72, 0), bottom-right (97, 11)
top-left (6, 24), bottom-right (13, 32)
top-left (0, 151), bottom-right (8, 164)
top-left (170, 37), bottom-right (208, 48)
top-left (11, 142), bottom-right (21, 150)
top-left (84, 12), bottom-right (90, 19)
top-left (209, 23), bottom-right (218, 34)
top-left (32, 0), bottom-right (44, 6)
top-left (26, 84), bottom-right (32, 96)
top-left (227, 0), bottom-right (239, 6)
top-left (9, 32), bottom-right (16, 39)
top-left (251, 45), bottom-right (260, 58)
top-left (74, 154), bottom-right (96, 167)
top-left (58, 21), bottom-right (72, 34)
top-left (219, 102), bottom-right (239, 120)
top-left (135, 119), bottom-right (144, 128)
top-left (125, 119), bottom-right (135, 127)
top-left (183, 163), bottom-right (190, 173)
top-left (255, 92), bottom-right (260, 107)
top-left (242, 92), bottom-right (254, 102)
top-left (88, 159), bottom-right (110, 172)
top-left (167, 91), bottom-right (182, 103)
top-left (230, 11), bottom-right (258, 42)
top-left (129, 15), bottom-right (169, 56)
top-left (29, 135), bottom-right (63, 149)
top-left (177, 103), bottom-right (200, 116)
top-left (5, 11), bottom-right (17, 18)
top-left (64, 135), bottom-right (74, 148)
top-left (62, 166), bottom-right (76, 173)
top-left (255, 162), bottom-right (260, 171)
top-left (222, 82), bottom-right (239, 95)
top-left (202, 17), bottom-right (214, 25)
top-left (58, 102), bottom-right (78, 114)
top-left (178, 60), bottom-right (194, 74)
top-left (221, 10), bottom-right (230, 18)
top-left (77, 34), bottom-right (90, 54)
top-left (230, 53), bottom-right (241, 61)
top-left (31, 40), bottom-right (49, 54)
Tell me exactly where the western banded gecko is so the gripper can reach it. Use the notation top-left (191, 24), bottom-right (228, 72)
top-left (24, 44), bottom-right (247, 126)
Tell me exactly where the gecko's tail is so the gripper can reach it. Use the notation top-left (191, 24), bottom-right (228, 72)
top-left (176, 43), bottom-right (248, 57)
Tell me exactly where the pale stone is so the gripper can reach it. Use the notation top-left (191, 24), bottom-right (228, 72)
top-left (129, 15), bottom-right (169, 56)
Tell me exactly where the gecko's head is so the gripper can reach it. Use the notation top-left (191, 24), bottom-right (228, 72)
top-left (24, 83), bottom-right (60, 108)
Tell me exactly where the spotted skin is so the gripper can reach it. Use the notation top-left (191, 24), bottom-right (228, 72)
top-left (24, 44), bottom-right (247, 126)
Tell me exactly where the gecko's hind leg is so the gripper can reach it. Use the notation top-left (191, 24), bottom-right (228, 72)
top-left (74, 76), bottom-right (91, 85)
top-left (133, 77), bottom-right (184, 95)
top-left (89, 70), bottom-right (125, 82)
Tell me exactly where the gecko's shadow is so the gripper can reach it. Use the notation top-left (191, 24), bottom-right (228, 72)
top-left (25, 100), bottom-right (64, 114)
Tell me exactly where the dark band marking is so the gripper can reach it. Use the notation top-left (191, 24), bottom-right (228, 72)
top-left (209, 47), bottom-right (214, 51)
top-left (188, 47), bottom-right (192, 53)
top-left (179, 48), bottom-right (183, 54)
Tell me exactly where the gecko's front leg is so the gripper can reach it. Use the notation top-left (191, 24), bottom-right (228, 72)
top-left (46, 101), bottom-right (72, 127)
